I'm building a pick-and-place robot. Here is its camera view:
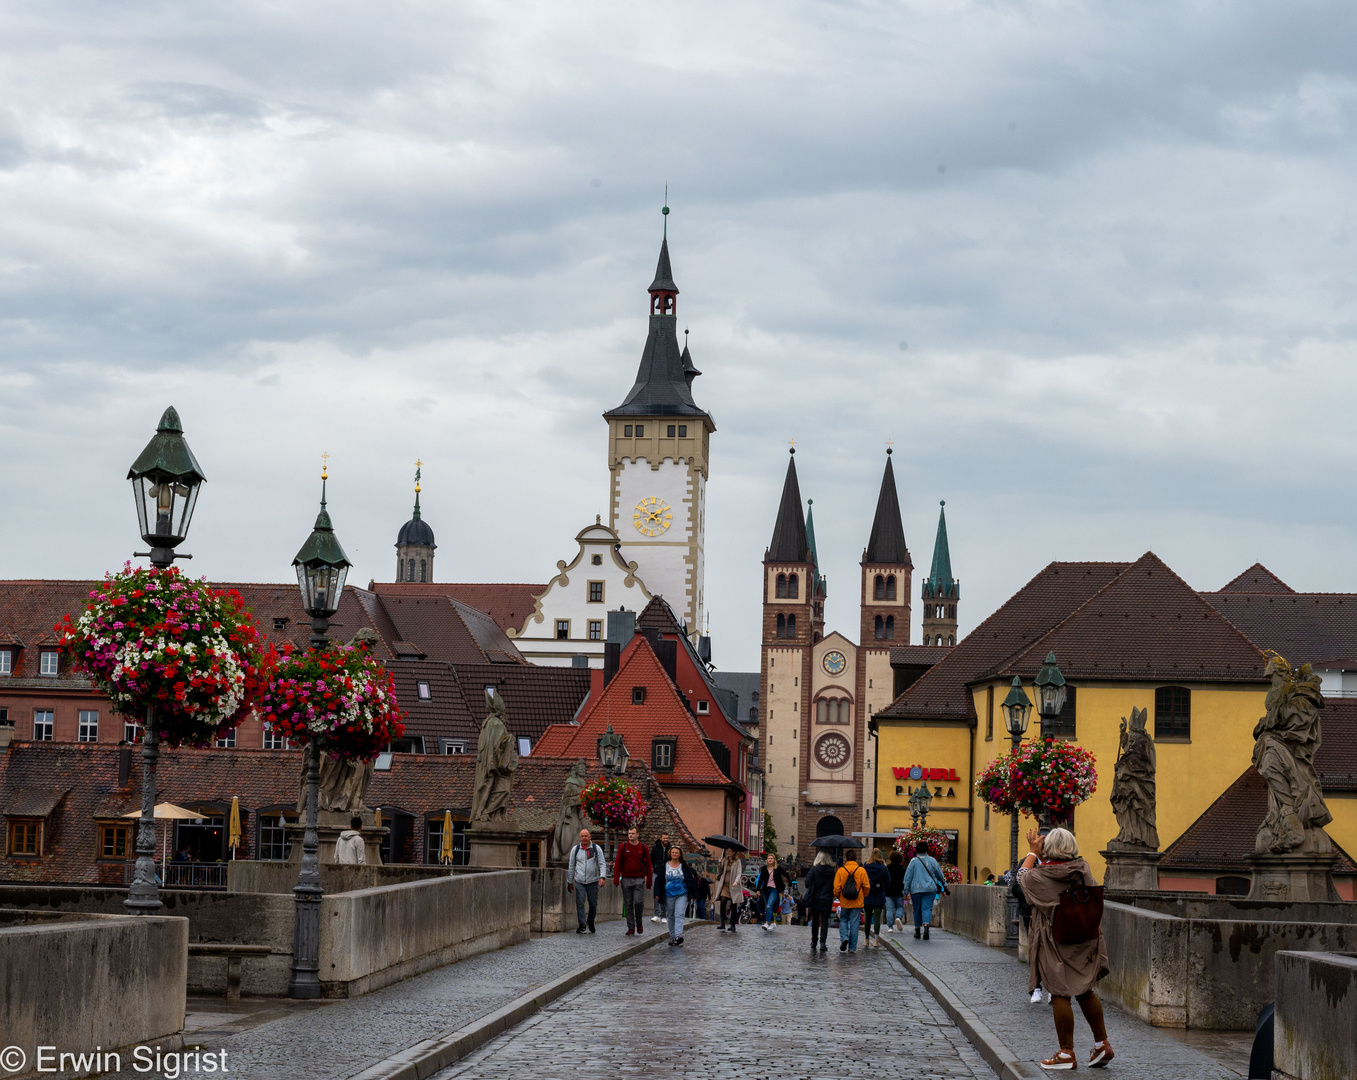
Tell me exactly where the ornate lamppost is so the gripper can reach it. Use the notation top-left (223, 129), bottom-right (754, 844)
top-left (125, 407), bottom-right (206, 915)
top-left (999, 675), bottom-right (1032, 944)
top-left (288, 463), bottom-right (351, 999)
top-left (597, 725), bottom-right (629, 776)
top-left (908, 780), bottom-right (933, 828)
top-left (1033, 652), bottom-right (1067, 828)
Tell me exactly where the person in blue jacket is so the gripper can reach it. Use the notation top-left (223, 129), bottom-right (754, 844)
top-left (903, 842), bottom-right (948, 940)
top-left (661, 844), bottom-right (701, 946)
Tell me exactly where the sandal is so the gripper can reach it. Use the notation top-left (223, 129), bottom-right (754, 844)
top-left (1039, 1050), bottom-right (1077, 1071)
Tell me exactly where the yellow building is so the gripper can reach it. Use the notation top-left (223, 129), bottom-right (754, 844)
top-left (875, 553), bottom-right (1357, 889)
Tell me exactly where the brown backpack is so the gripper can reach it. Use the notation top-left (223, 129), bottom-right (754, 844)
top-left (1052, 870), bottom-right (1104, 945)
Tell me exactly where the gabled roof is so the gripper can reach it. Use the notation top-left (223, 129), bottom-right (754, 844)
top-left (864, 453), bottom-right (910, 565)
top-left (534, 635), bottom-right (730, 787)
top-left (1160, 766), bottom-right (1357, 875)
top-left (635, 595), bottom-right (737, 728)
top-left (1216, 563), bottom-right (1294, 594)
top-left (767, 451), bottom-right (810, 563)
top-left (371, 583), bottom-right (545, 637)
top-left (362, 590), bottom-right (525, 665)
top-left (1200, 591), bottom-right (1357, 670)
top-left (994, 552), bottom-right (1267, 684)
top-left (922, 502), bottom-right (957, 599)
top-left (878, 562), bottom-right (1131, 720)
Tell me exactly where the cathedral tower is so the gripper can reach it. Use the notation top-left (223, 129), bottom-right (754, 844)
top-left (760, 449), bottom-right (817, 859)
top-left (859, 449), bottom-right (912, 647)
top-left (395, 463), bottom-right (436, 582)
top-left (604, 207), bottom-right (714, 637)
top-left (920, 501), bottom-right (959, 646)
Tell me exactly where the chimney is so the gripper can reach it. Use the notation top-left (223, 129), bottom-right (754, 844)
top-left (698, 635), bottom-right (712, 664)
top-left (118, 744), bottom-right (132, 787)
top-left (606, 608), bottom-right (636, 645)
top-left (656, 639), bottom-right (678, 685)
top-left (603, 642), bottom-right (621, 687)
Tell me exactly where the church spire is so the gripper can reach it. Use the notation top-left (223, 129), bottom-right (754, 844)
top-left (924, 501), bottom-right (957, 598)
top-left (767, 448), bottom-right (809, 562)
top-left (864, 449), bottom-right (910, 565)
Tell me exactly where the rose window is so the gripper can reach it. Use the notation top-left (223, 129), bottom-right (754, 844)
top-left (814, 732), bottom-right (851, 771)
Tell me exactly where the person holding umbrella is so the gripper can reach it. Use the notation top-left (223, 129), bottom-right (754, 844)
top-left (817, 835), bottom-right (869, 953)
top-left (803, 851), bottom-right (837, 952)
top-left (708, 839), bottom-right (744, 933)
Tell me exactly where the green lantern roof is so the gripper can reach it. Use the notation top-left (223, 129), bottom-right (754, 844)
top-left (1034, 651), bottom-right (1066, 690)
top-left (1000, 676), bottom-right (1030, 711)
top-left (292, 480), bottom-right (352, 569)
top-left (127, 406), bottom-right (207, 482)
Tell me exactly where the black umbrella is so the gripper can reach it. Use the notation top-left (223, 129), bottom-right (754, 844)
top-left (703, 834), bottom-right (748, 851)
top-left (810, 834), bottom-right (864, 849)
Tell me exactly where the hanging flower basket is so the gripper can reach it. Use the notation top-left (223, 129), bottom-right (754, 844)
top-left (893, 826), bottom-right (950, 861)
top-left (1009, 739), bottom-right (1098, 818)
top-left (257, 640), bottom-right (405, 761)
top-left (579, 777), bottom-right (648, 830)
top-left (57, 565), bottom-right (268, 748)
top-left (941, 863), bottom-right (963, 884)
top-left (974, 754), bottom-right (1019, 814)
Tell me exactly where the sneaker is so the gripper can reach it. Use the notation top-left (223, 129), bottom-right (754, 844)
top-left (840, 940), bottom-right (849, 952)
top-left (651, 915), bottom-right (663, 923)
top-left (1039, 1051), bottom-right (1077, 1071)
top-left (588, 924), bottom-right (596, 933)
top-left (914, 927), bottom-right (921, 939)
top-left (675, 936), bottom-right (684, 945)
top-left (894, 919), bottom-right (904, 932)
top-left (923, 926), bottom-right (930, 940)
top-left (1089, 1042), bottom-right (1114, 1068)
top-left (819, 943), bottom-right (828, 952)
top-left (668, 939), bottom-right (678, 946)
top-left (625, 928), bottom-right (635, 937)
top-left (884, 925), bottom-right (893, 933)
top-left (636, 924), bottom-right (643, 935)
top-left (1030, 988), bottom-right (1044, 1004)
top-left (576, 926), bottom-right (587, 934)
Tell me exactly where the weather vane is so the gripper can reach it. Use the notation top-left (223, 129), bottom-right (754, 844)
top-left (414, 459), bottom-right (422, 494)
top-left (662, 182), bottom-right (669, 238)
top-left (321, 451), bottom-right (329, 480)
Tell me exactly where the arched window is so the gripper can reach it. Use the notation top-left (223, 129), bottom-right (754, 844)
top-left (812, 632), bottom-right (821, 644)
top-left (886, 574), bottom-right (897, 600)
top-left (786, 613), bottom-right (797, 637)
top-left (787, 574), bottom-right (799, 599)
top-left (839, 700), bottom-right (851, 724)
top-left (419, 559), bottom-right (427, 583)
top-left (874, 574), bottom-right (885, 600)
top-left (776, 613), bottom-right (786, 638)
top-left (397, 560), bottom-right (404, 582)
top-left (776, 573), bottom-right (787, 599)
top-left (885, 615), bottom-right (895, 639)
top-left (408, 558), bottom-right (416, 580)
top-left (948, 604), bottom-right (956, 619)
top-left (816, 700), bottom-right (828, 724)
top-left (947, 635), bottom-right (954, 646)
top-left (874, 614), bottom-right (884, 640)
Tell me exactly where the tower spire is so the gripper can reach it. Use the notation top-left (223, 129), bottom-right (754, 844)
top-left (864, 450), bottom-right (910, 564)
top-left (768, 448), bottom-right (809, 562)
top-left (921, 499), bottom-right (959, 647)
top-left (927, 501), bottom-right (955, 595)
top-left (412, 459), bottom-right (423, 520)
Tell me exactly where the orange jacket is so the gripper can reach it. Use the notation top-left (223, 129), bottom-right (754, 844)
top-left (833, 861), bottom-right (870, 909)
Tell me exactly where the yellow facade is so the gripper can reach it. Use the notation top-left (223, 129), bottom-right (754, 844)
top-left (877, 678), bottom-right (1284, 883)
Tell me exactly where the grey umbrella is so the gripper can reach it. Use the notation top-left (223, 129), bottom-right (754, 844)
top-left (702, 834), bottom-right (748, 851)
top-left (809, 834), bottom-right (864, 849)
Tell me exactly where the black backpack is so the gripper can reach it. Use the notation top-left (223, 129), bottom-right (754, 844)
top-left (841, 864), bottom-right (860, 901)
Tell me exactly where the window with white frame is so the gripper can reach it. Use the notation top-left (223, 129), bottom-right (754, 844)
top-left (215, 730), bottom-right (236, 748)
top-left (588, 620), bottom-right (603, 641)
top-left (124, 720), bottom-right (143, 744)
top-left (262, 725), bottom-right (287, 750)
top-left (33, 710), bottom-right (54, 740)
top-left (39, 651), bottom-right (59, 677)
top-left (441, 740), bottom-right (466, 754)
top-left (258, 815), bottom-right (293, 860)
top-left (555, 619), bottom-right (570, 640)
top-left (78, 710), bottom-right (99, 742)
top-left (696, 700), bottom-right (710, 714)
top-left (416, 680), bottom-right (432, 701)
top-left (0, 649), bottom-right (10, 675)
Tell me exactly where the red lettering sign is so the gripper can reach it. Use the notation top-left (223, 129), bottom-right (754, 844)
top-left (892, 765), bottom-right (962, 782)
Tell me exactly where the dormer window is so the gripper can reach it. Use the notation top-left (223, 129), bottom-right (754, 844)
top-left (0, 650), bottom-right (10, 676)
top-left (272, 617), bottom-right (289, 631)
top-left (39, 651), bottom-right (59, 677)
top-left (632, 686), bottom-right (647, 705)
top-left (651, 738), bottom-right (676, 772)
top-left (696, 700), bottom-right (710, 715)
top-left (417, 680), bottom-right (432, 701)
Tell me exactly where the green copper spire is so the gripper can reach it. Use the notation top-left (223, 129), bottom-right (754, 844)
top-left (923, 500), bottom-right (958, 600)
top-left (806, 499), bottom-right (825, 595)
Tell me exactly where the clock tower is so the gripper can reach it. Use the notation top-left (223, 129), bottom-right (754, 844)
top-left (604, 208), bottom-right (715, 638)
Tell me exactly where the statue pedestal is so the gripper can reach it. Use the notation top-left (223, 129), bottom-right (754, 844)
top-left (1101, 847), bottom-right (1162, 891)
top-left (286, 810), bottom-right (386, 866)
top-left (1246, 851), bottom-right (1340, 902)
top-left (466, 820), bottom-right (524, 868)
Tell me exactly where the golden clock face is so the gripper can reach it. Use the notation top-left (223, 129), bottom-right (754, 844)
top-left (633, 496), bottom-right (673, 537)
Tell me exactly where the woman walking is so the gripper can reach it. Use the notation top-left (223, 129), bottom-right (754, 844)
top-left (862, 849), bottom-right (891, 948)
top-left (1018, 828), bottom-right (1113, 1070)
top-left (757, 853), bottom-right (789, 930)
top-left (803, 851), bottom-right (836, 952)
top-left (903, 842), bottom-right (947, 940)
top-left (885, 850), bottom-right (907, 931)
top-left (712, 847), bottom-right (744, 933)
top-left (662, 845), bottom-right (700, 946)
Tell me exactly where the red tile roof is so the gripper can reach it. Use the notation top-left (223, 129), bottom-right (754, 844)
top-left (1201, 591), bottom-right (1357, 670)
top-left (367, 590), bottom-right (525, 665)
top-left (537, 636), bottom-right (730, 787)
top-left (878, 562), bottom-right (1131, 720)
top-left (995, 552), bottom-right (1268, 684)
top-left (371, 583), bottom-right (545, 636)
top-left (1215, 563), bottom-right (1295, 594)
top-left (888, 645), bottom-right (952, 667)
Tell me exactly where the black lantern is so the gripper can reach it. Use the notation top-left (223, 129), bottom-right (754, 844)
top-left (292, 466), bottom-right (351, 633)
top-left (1034, 651), bottom-right (1067, 732)
top-left (597, 724), bottom-right (628, 775)
top-left (999, 677), bottom-right (1032, 738)
top-left (128, 406), bottom-right (206, 568)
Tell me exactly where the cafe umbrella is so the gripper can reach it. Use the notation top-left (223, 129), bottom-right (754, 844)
top-left (122, 802), bottom-right (205, 881)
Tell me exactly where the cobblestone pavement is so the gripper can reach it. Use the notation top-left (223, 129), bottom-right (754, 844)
top-left (434, 924), bottom-right (996, 1080)
top-left (149, 929), bottom-right (651, 1080)
top-left (890, 928), bottom-right (1251, 1078)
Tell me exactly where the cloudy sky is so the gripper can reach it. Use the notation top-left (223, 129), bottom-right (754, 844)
top-left (2, 1), bottom-right (1356, 671)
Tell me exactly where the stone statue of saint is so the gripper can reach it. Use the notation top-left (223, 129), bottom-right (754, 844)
top-left (1109, 707), bottom-right (1158, 849)
top-left (549, 759), bottom-right (589, 865)
top-left (298, 754), bottom-right (374, 815)
top-left (470, 691), bottom-right (518, 824)
top-left (1253, 654), bottom-right (1332, 853)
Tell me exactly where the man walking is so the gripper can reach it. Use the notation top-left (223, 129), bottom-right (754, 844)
top-left (566, 828), bottom-right (608, 934)
top-left (612, 825), bottom-right (652, 935)
top-left (833, 851), bottom-right (870, 953)
top-left (649, 832), bottom-right (671, 923)
top-left (334, 816), bottom-right (366, 864)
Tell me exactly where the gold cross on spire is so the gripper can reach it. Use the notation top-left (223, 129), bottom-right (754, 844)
top-left (886, 438), bottom-right (893, 450)
top-left (321, 451), bottom-right (330, 480)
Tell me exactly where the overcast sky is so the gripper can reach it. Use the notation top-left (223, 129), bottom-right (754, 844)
top-left (3, 2), bottom-right (1356, 671)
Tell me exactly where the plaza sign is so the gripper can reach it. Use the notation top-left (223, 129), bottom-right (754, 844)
top-left (892, 766), bottom-right (961, 782)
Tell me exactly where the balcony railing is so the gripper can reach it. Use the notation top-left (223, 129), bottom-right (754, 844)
top-left (122, 861), bottom-right (228, 890)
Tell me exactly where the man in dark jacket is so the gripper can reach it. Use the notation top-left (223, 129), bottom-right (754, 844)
top-left (649, 833), bottom-right (671, 923)
top-left (803, 853), bottom-right (837, 952)
top-left (612, 825), bottom-right (652, 935)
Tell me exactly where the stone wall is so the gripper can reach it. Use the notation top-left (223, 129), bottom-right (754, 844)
top-left (931, 883), bottom-right (1010, 947)
top-left (1111, 891), bottom-right (1357, 925)
top-left (1100, 900), bottom-right (1357, 1029)
top-left (1273, 950), bottom-right (1357, 1080)
top-left (529, 867), bottom-right (626, 933)
top-left (227, 861), bottom-right (458, 895)
top-left (1, 911), bottom-right (187, 1079)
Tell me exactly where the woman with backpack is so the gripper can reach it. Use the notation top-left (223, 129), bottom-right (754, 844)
top-left (757, 853), bottom-right (789, 931)
top-left (903, 842), bottom-right (948, 940)
top-left (662, 844), bottom-right (701, 946)
top-left (861, 848), bottom-right (891, 948)
top-left (1017, 827), bottom-right (1113, 1071)
top-left (803, 851), bottom-right (836, 952)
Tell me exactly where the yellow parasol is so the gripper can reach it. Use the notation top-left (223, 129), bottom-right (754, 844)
top-left (375, 807), bottom-right (382, 828)
top-left (227, 797), bottom-right (241, 854)
top-left (440, 810), bottom-right (454, 864)
top-left (122, 803), bottom-right (204, 881)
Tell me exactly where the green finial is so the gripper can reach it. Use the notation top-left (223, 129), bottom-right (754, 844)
top-left (662, 182), bottom-right (669, 238)
top-left (413, 459), bottom-right (423, 519)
